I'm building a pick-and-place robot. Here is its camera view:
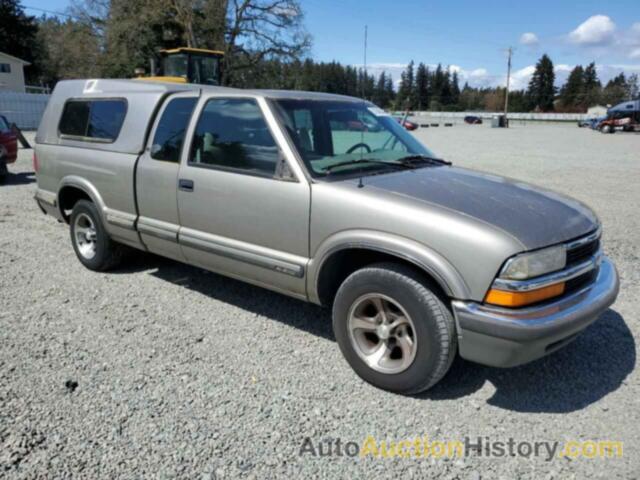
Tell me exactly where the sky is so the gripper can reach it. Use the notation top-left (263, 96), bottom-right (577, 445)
top-left (22, 0), bottom-right (640, 90)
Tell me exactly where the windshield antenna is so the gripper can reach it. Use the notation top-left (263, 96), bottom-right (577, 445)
top-left (357, 24), bottom-right (368, 187)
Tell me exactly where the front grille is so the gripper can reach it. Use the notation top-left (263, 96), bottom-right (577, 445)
top-left (565, 269), bottom-right (597, 294)
top-left (566, 238), bottom-right (600, 266)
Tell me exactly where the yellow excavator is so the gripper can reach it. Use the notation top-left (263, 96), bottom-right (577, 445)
top-left (138, 47), bottom-right (224, 86)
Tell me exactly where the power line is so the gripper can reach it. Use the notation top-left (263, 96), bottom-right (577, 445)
top-left (21, 4), bottom-right (80, 19)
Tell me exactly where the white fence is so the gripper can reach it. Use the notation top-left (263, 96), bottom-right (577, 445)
top-left (0, 92), bottom-right (50, 130)
top-left (398, 111), bottom-right (588, 123)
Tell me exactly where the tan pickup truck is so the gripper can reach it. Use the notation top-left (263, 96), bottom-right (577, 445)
top-left (34, 79), bottom-right (619, 393)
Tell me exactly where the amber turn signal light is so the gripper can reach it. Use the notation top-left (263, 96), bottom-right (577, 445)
top-left (485, 282), bottom-right (565, 308)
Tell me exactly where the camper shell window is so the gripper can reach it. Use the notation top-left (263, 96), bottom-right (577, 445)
top-left (58, 99), bottom-right (127, 143)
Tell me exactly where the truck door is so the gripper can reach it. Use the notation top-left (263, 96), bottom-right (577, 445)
top-left (176, 95), bottom-right (310, 298)
top-left (136, 91), bottom-right (200, 261)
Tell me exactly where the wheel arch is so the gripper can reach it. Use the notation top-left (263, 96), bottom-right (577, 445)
top-left (308, 230), bottom-right (470, 307)
top-left (57, 176), bottom-right (107, 223)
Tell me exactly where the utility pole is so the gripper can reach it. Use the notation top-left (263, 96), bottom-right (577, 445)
top-left (362, 25), bottom-right (368, 100)
top-left (503, 47), bottom-right (513, 127)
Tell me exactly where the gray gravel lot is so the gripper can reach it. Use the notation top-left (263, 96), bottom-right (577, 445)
top-left (1, 124), bottom-right (638, 479)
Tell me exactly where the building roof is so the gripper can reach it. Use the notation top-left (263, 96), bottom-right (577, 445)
top-left (0, 51), bottom-right (31, 66)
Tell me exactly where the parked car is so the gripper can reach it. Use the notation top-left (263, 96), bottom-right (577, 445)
top-left (393, 116), bottom-right (418, 130)
top-left (578, 117), bottom-right (603, 128)
top-left (34, 80), bottom-right (619, 394)
top-left (464, 115), bottom-right (483, 125)
top-left (589, 116), bottom-right (606, 130)
top-left (0, 114), bottom-right (18, 182)
top-left (598, 100), bottom-right (640, 133)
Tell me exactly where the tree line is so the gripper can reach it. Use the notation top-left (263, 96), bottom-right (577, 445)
top-left (392, 54), bottom-right (639, 113)
top-left (2, 0), bottom-right (638, 112)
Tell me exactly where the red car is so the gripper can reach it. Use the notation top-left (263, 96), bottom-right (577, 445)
top-left (0, 115), bottom-right (18, 182)
top-left (394, 116), bottom-right (418, 131)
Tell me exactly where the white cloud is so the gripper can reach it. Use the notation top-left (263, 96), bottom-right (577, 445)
top-left (509, 66), bottom-right (535, 90)
top-left (519, 32), bottom-right (539, 46)
top-left (569, 15), bottom-right (617, 46)
top-left (469, 68), bottom-right (489, 77)
top-left (630, 48), bottom-right (640, 60)
top-left (273, 5), bottom-right (300, 17)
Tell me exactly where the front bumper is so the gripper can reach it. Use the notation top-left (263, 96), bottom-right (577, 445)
top-left (452, 256), bottom-right (619, 367)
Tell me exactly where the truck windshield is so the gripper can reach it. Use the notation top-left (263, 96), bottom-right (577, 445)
top-left (272, 99), bottom-right (436, 178)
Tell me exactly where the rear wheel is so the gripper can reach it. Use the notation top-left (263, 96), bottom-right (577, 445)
top-left (601, 124), bottom-right (613, 134)
top-left (69, 200), bottom-right (125, 271)
top-left (332, 263), bottom-right (456, 394)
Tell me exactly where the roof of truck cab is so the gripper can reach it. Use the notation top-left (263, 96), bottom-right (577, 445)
top-left (46, 78), bottom-right (367, 103)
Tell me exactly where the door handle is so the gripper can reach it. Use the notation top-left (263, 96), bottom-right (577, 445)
top-left (178, 179), bottom-right (194, 192)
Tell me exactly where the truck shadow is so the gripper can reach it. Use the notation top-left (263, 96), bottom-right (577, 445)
top-left (2, 171), bottom-right (36, 185)
top-left (122, 252), bottom-right (634, 414)
top-left (423, 308), bottom-right (634, 413)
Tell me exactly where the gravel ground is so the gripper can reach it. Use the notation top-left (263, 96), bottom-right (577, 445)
top-left (1, 124), bottom-right (638, 479)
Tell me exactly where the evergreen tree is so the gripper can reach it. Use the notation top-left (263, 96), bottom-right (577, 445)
top-left (373, 71), bottom-right (394, 108)
top-left (431, 64), bottom-right (445, 110)
top-left (396, 61), bottom-right (415, 110)
top-left (372, 71), bottom-right (387, 107)
top-left (527, 54), bottom-right (556, 111)
top-left (384, 75), bottom-right (395, 108)
top-left (559, 65), bottom-right (584, 111)
top-left (450, 70), bottom-right (461, 107)
top-left (582, 62), bottom-right (602, 107)
top-left (602, 73), bottom-right (629, 106)
top-left (0, 0), bottom-right (40, 81)
top-left (627, 73), bottom-right (639, 100)
top-left (414, 63), bottom-right (429, 110)
top-left (440, 68), bottom-right (453, 107)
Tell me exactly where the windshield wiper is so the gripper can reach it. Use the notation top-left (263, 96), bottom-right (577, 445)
top-left (323, 159), bottom-right (412, 175)
top-left (396, 154), bottom-right (452, 166)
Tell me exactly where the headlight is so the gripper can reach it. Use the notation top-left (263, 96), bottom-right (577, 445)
top-left (500, 245), bottom-right (566, 280)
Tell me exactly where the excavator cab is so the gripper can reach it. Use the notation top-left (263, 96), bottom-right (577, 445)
top-left (143, 48), bottom-right (224, 86)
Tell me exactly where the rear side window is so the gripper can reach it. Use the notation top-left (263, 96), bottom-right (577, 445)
top-left (151, 97), bottom-right (198, 162)
top-left (59, 99), bottom-right (127, 142)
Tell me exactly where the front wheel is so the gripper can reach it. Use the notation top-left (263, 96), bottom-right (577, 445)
top-left (332, 263), bottom-right (456, 394)
top-left (69, 200), bottom-right (125, 271)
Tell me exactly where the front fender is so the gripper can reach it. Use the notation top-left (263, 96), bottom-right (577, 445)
top-left (307, 229), bottom-right (471, 304)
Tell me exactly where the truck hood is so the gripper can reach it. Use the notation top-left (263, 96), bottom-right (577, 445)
top-left (358, 166), bottom-right (598, 250)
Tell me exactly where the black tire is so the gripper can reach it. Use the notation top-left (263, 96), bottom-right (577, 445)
top-left (0, 159), bottom-right (7, 184)
top-left (69, 200), bottom-right (125, 271)
top-left (332, 263), bottom-right (456, 394)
